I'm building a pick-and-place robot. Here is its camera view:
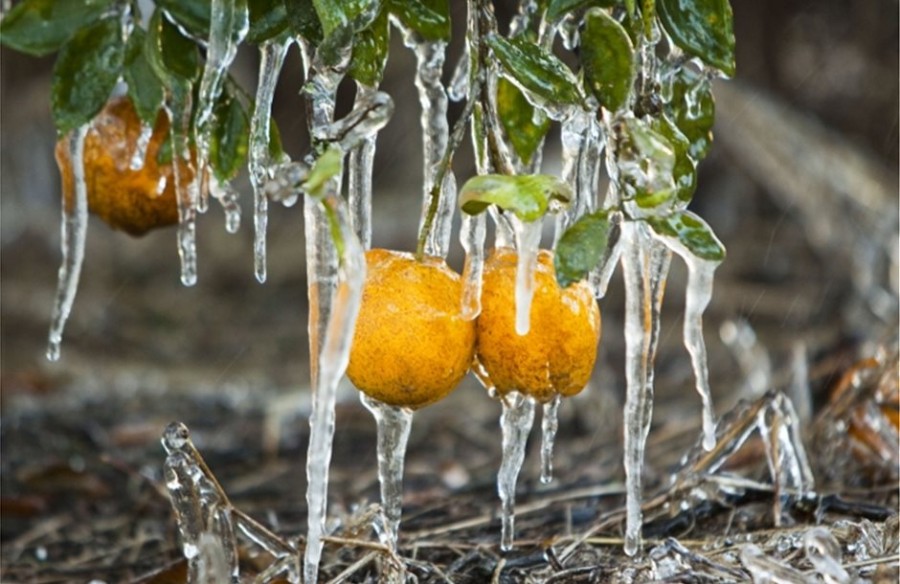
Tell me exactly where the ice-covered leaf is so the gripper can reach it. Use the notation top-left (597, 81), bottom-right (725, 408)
top-left (247, 0), bottom-right (290, 43)
top-left (156, 0), bottom-right (212, 38)
top-left (304, 146), bottom-right (343, 197)
top-left (616, 116), bottom-right (676, 209)
top-left (124, 29), bottom-right (164, 125)
top-left (146, 9), bottom-right (201, 84)
top-left (459, 174), bottom-right (571, 223)
top-left (657, 0), bottom-right (735, 77)
top-left (581, 8), bottom-right (635, 113)
top-left (546, 0), bottom-right (615, 23)
top-left (209, 87), bottom-right (250, 181)
top-left (554, 209), bottom-right (612, 287)
top-left (313, 0), bottom-right (379, 35)
top-left (666, 66), bottom-right (715, 161)
top-left (652, 114), bottom-right (697, 204)
top-left (284, 0), bottom-right (323, 45)
top-left (315, 21), bottom-right (355, 70)
top-left (51, 17), bottom-right (125, 135)
top-left (349, 10), bottom-right (389, 86)
top-left (497, 78), bottom-right (551, 166)
top-left (486, 34), bottom-right (584, 108)
top-left (645, 211), bottom-right (725, 262)
top-left (0, 0), bottom-right (114, 57)
top-left (387, 0), bottom-right (451, 42)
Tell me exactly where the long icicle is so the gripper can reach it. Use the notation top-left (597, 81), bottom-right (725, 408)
top-left (498, 391), bottom-right (536, 551)
top-left (347, 83), bottom-right (377, 251)
top-left (47, 125), bottom-right (90, 361)
top-left (166, 89), bottom-right (200, 286)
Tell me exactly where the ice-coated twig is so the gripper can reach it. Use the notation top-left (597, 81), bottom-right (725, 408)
top-left (47, 125), bottom-right (90, 362)
top-left (460, 212), bottom-right (487, 320)
top-left (498, 391), bottom-right (536, 551)
top-left (540, 395), bottom-right (561, 484)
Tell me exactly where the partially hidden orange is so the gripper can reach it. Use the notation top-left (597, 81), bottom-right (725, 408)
top-left (347, 249), bottom-right (476, 409)
top-left (475, 247), bottom-right (601, 403)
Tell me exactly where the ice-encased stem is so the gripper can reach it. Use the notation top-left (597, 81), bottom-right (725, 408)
top-left (166, 91), bottom-right (200, 286)
top-left (47, 126), bottom-right (89, 362)
top-left (250, 38), bottom-right (290, 283)
top-left (511, 216), bottom-right (543, 336)
top-left (460, 213), bottom-right (487, 320)
top-left (540, 395), bottom-right (561, 484)
top-left (498, 391), bottom-right (536, 551)
top-left (348, 83), bottom-right (378, 250)
top-left (621, 222), bottom-right (671, 556)
top-left (361, 395), bottom-right (414, 551)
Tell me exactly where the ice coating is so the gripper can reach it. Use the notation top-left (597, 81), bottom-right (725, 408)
top-left (555, 110), bottom-right (593, 244)
top-left (47, 126), bottom-right (89, 362)
top-left (498, 391), bottom-right (536, 551)
top-left (128, 121), bottom-right (153, 171)
top-left (361, 395), bottom-right (413, 552)
top-left (511, 216), bottom-right (543, 335)
top-left (740, 544), bottom-right (809, 584)
top-left (209, 175), bottom-right (241, 234)
top-left (348, 84), bottom-right (377, 251)
top-left (540, 394), bottom-right (561, 484)
top-left (194, 0), bottom-right (249, 205)
top-left (166, 95), bottom-right (200, 286)
top-left (804, 527), bottom-right (851, 584)
top-left (460, 213), bottom-right (486, 320)
top-left (621, 222), bottom-right (672, 556)
top-left (249, 38), bottom-right (290, 283)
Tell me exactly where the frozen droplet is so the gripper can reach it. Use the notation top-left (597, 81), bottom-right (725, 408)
top-left (361, 395), bottom-right (414, 552)
top-left (129, 122), bottom-right (153, 171)
top-left (540, 395), bottom-right (561, 484)
top-left (162, 421), bottom-right (191, 454)
top-left (460, 213), bottom-right (486, 320)
top-left (249, 37), bottom-right (290, 283)
top-left (511, 215), bottom-right (542, 336)
top-left (209, 175), bottom-right (241, 234)
top-left (498, 391), bottom-right (536, 551)
top-left (47, 125), bottom-right (90, 362)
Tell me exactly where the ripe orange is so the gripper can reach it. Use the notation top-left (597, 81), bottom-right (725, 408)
top-left (55, 96), bottom-right (189, 236)
top-left (474, 247), bottom-right (601, 403)
top-left (347, 249), bottom-right (476, 409)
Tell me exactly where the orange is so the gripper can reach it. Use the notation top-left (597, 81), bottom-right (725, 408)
top-left (474, 247), bottom-right (601, 403)
top-left (55, 96), bottom-right (188, 236)
top-left (347, 249), bottom-right (476, 409)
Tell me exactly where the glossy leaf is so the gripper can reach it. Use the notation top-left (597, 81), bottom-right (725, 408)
top-left (0, 0), bottom-right (115, 57)
top-left (285, 0), bottom-right (323, 45)
top-left (145, 9), bottom-right (201, 84)
top-left (313, 0), bottom-right (378, 35)
top-left (349, 10), bottom-right (389, 87)
top-left (303, 146), bottom-right (343, 196)
top-left (209, 88), bottom-right (250, 181)
top-left (387, 0), bottom-right (451, 42)
top-left (652, 115), bottom-right (697, 204)
top-left (554, 209), bottom-right (612, 287)
top-left (51, 17), bottom-right (125, 134)
top-left (657, 0), bottom-right (735, 77)
top-left (645, 210), bottom-right (725, 262)
top-left (156, 0), bottom-right (212, 39)
top-left (458, 174), bottom-right (572, 223)
top-left (124, 28), bottom-right (164, 124)
top-left (486, 34), bottom-right (584, 108)
top-left (581, 8), bottom-right (634, 113)
top-left (666, 66), bottom-right (715, 161)
top-left (616, 116), bottom-right (676, 209)
top-left (546, 0), bottom-right (616, 23)
top-left (247, 0), bottom-right (290, 43)
top-left (496, 77), bottom-right (551, 166)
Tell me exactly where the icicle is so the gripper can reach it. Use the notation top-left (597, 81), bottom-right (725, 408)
top-left (425, 170), bottom-right (457, 258)
top-left (460, 213), bottom-right (487, 320)
top-left (47, 125), bottom-right (89, 362)
top-left (804, 527), bottom-right (851, 584)
top-left (498, 391), bottom-right (536, 551)
top-left (209, 175), bottom-right (241, 234)
top-left (249, 37), bottom-right (290, 283)
top-left (195, 0), bottom-right (249, 209)
top-left (361, 395), bottom-right (414, 551)
top-left (304, 194), bottom-right (366, 584)
top-left (555, 110), bottom-right (590, 245)
top-left (129, 121), bottom-right (153, 171)
top-left (511, 216), bottom-right (543, 336)
top-left (540, 394), bottom-right (561, 484)
top-left (621, 222), bottom-right (672, 556)
top-left (347, 84), bottom-right (377, 250)
top-left (166, 93), bottom-right (200, 286)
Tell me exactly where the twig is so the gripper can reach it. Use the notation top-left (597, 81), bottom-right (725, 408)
top-left (325, 551), bottom-right (377, 584)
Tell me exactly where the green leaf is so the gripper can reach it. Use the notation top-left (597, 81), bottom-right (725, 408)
top-left (51, 16), bottom-right (125, 134)
top-left (269, 117), bottom-right (285, 160)
top-left (247, 0), bottom-right (290, 43)
top-left (666, 66), bottom-right (715, 161)
top-left (157, 133), bottom-right (174, 165)
top-left (546, 0), bottom-right (615, 23)
top-left (387, 0), bottom-right (450, 42)
top-left (124, 28), bottom-right (164, 124)
top-left (554, 209), bottom-right (612, 287)
top-left (657, 0), bottom-right (735, 77)
top-left (348, 10), bottom-right (389, 87)
top-left (486, 34), bottom-right (584, 108)
top-left (0, 0), bottom-right (115, 57)
top-left (616, 116), bottom-right (676, 209)
top-left (581, 8), bottom-right (634, 113)
top-left (458, 174), bottom-right (571, 223)
top-left (145, 9), bottom-right (201, 85)
top-left (652, 115), bottom-right (697, 204)
top-left (284, 0), bottom-right (323, 45)
top-left (155, 0), bottom-right (211, 39)
top-left (209, 87), bottom-right (250, 181)
top-left (645, 211), bottom-right (725, 262)
top-left (303, 146), bottom-right (343, 196)
top-left (496, 77), bottom-right (551, 166)
top-left (312, 0), bottom-right (378, 36)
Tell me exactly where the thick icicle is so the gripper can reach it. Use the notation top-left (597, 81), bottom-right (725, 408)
top-left (361, 395), bottom-right (414, 551)
top-left (249, 38), bottom-right (290, 283)
top-left (195, 0), bottom-right (249, 210)
top-left (347, 84), bottom-right (377, 250)
top-left (47, 125), bottom-right (89, 362)
top-left (129, 121), bottom-right (153, 171)
top-left (304, 194), bottom-right (366, 584)
top-left (460, 213), bottom-right (487, 320)
top-left (511, 216), bottom-right (543, 336)
top-left (540, 394), bottom-right (561, 484)
top-left (621, 222), bottom-right (671, 556)
top-left (498, 391), bottom-right (536, 551)
top-left (166, 93), bottom-right (200, 286)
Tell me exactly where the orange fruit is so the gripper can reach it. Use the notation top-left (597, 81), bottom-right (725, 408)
top-left (474, 247), bottom-right (601, 403)
top-left (55, 96), bottom-right (189, 236)
top-left (347, 249), bottom-right (476, 409)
